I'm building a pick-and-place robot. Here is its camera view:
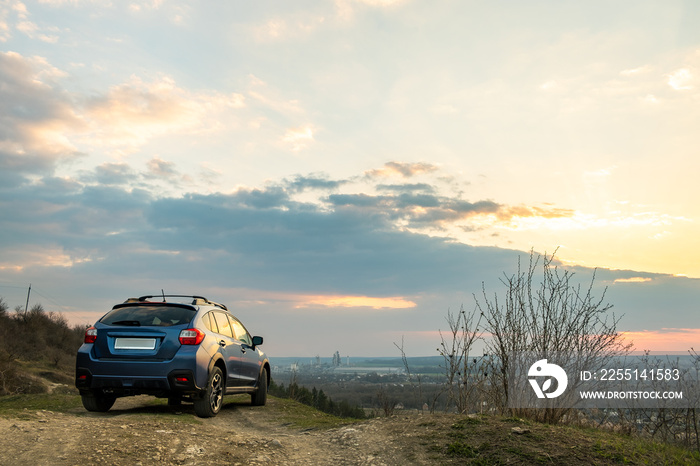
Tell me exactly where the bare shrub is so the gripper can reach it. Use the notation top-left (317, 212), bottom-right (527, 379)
top-left (437, 305), bottom-right (483, 413)
top-left (376, 384), bottom-right (397, 417)
top-left (474, 249), bottom-right (631, 423)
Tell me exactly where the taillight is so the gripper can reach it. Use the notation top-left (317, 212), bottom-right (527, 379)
top-left (179, 328), bottom-right (205, 345)
top-left (84, 326), bottom-right (97, 344)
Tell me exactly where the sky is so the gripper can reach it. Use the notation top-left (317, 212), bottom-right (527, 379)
top-left (1, 0), bottom-right (699, 357)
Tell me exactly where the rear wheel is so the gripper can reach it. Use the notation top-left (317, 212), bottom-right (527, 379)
top-left (81, 393), bottom-right (116, 412)
top-left (194, 366), bottom-right (224, 418)
top-left (251, 367), bottom-right (268, 406)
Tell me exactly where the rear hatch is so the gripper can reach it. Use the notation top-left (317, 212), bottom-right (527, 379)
top-left (93, 302), bottom-right (197, 360)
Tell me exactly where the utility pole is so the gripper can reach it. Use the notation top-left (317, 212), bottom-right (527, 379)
top-left (24, 283), bottom-right (31, 315)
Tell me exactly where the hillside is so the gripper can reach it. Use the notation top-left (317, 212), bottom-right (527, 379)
top-left (0, 300), bottom-right (84, 396)
top-left (1, 393), bottom-right (698, 465)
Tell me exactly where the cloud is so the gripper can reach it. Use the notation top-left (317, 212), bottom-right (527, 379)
top-left (230, 186), bottom-right (290, 209)
top-left (1, 1), bottom-right (25, 42)
top-left (0, 174), bottom-right (151, 253)
top-left (0, 51), bottom-right (81, 184)
top-left (325, 183), bottom-right (573, 232)
top-left (16, 20), bottom-right (60, 43)
top-left (283, 124), bottom-right (314, 151)
top-left (0, 244), bottom-right (79, 270)
top-left (81, 75), bottom-right (246, 154)
top-left (376, 183), bottom-right (435, 193)
top-left (620, 65), bottom-right (652, 76)
top-left (1, 162), bottom-right (698, 356)
top-left (500, 205), bottom-right (575, 221)
top-left (0, 0), bottom-right (63, 42)
top-left (247, 74), bottom-right (303, 115)
top-left (128, 0), bottom-right (166, 12)
top-left (1, 165), bottom-right (527, 300)
top-left (0, 52), bottom-right (252, 188)
top-left (250, 14), bottom-right (327, 42)
top-left (147, 156), bottom-right (178, 178)
top-left (0, 5), bottom-right (11, 42)
top-left (32, 0), bottom-right (89, 5)
top-left (0, 156), bottom-right (598, 291)
top-left (353, 0), bottom-right (407, 7)
top-left (328, 193), bottom-right (390, 208)
top-left (284, 174), bottom-right (348, 193)
top-left (614, 277), bottom-right (652, 284)
top-left (92, 162), bottom-right (135, 185)
top-left (246, 0), bottom-right (408, 43)
top-left (365, 162), bottom-right (439, 179)
top-left (667, 68), bottom-right (693, 90)
top-left (295, 295), bottom-right (416, 310)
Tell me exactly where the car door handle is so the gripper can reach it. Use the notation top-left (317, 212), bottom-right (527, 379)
top-left (219, 340), bottom-right (226, 347)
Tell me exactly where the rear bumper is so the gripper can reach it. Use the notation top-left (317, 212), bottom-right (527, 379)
top-left (76, 367), bottom-right (200, 395)
top-left (75, 344), bottom-right (209, 396)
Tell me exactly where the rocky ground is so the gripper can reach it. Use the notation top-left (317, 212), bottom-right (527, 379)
top-left (0, 395), bottom-right (444, 465)
top-left (1, 394), bottom-right (698, 465)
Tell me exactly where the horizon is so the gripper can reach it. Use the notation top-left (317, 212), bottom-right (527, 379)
top-left (268, 352), bottom-right (697, 361)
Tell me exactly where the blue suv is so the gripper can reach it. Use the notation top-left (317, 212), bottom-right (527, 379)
top-left (75, 295), bottom-right (270, 418)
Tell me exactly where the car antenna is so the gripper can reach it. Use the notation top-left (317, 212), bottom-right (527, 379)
top-left (161, 289), bottom-right (166, 302)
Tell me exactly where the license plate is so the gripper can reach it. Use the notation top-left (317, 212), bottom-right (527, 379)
top-left (114, 338), bottom-right (156, 350)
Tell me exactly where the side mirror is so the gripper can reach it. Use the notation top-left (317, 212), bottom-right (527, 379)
top-left (252, 336), bottom-right (263, 348)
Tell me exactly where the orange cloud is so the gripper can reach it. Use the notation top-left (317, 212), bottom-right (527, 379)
top-left (295, 295), bottom-right (416, 310)
top-left (365, 162), bottom-right (438, 179)
top-left (0, 246), bottom-right (94, 271)
top-left (500, 205), bottom-right (575, 220)
top-left (81, 75), bottom-right (245, 154)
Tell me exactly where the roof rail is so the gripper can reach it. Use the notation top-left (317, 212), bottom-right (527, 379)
top-left (134, 294), bottom-right (228, 311)
top-left (192, 297), bottom-right (229, 311)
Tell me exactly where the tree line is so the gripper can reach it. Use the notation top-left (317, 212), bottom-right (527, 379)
top-left (268, 376), bottom-right (366, 419)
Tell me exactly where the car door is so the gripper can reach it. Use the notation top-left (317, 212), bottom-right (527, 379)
top-left (229, 316), bottom-right (260, 387)
top-left (210, 311), bottom-right (241, 388)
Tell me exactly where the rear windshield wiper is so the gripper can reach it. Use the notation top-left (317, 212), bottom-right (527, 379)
top-left (110, 320), bottom-right (142, 326)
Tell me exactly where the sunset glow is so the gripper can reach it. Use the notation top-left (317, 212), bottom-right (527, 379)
top-left (621, 329), bottom-right (700, 354)
top-left (296, 295), bottom-right (417, 310)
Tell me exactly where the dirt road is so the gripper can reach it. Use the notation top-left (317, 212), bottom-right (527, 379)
top-left (0, 396), bottom-right (438, 465)
top-left (6, 393), bottom-right (694, 465)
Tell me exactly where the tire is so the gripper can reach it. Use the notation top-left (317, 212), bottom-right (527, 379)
top-left (251, 367), bottom-right (268, 406)
top-left (81, 393), bottom-right (116, 412)
top-left (194, 366), bottom-right (224, 418)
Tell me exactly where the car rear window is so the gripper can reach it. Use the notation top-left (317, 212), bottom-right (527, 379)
top-left (101, 305), bottom-right (195, 327)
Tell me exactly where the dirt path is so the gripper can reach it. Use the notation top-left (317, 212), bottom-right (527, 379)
top-left (3, 394), bottom-right (696, 465)
top-left (0, 396), bottom-right (437, 465)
